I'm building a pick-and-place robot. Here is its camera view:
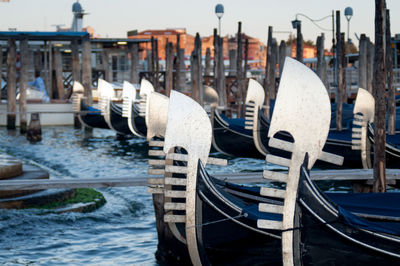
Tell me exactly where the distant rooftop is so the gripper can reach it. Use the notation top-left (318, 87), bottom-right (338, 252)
top-left (0, 31), bottom-right (89, 40)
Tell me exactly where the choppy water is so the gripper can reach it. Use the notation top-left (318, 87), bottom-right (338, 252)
top-left (0, 126), bottom-right (267, 265)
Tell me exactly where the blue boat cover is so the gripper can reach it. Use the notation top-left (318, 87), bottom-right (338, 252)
top-left (228, 182), bottom-right (400, 235)
top-left (327, 192), bottom-right (400, 236)
top-left (219, 113), bottom-right (252, 136)
top-left (87, 106), bottom-right (101, 115)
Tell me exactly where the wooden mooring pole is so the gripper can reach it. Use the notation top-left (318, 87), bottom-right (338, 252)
top-left (6, 38), bottom-right (16, 130)
top-left (82, 37), bottom-right (93, 106)
top-left (165, 40), bottom-right (173, 97)
top-left (278, 40), bottom-right (286, 78)
top-left (19, 38), bottom-right (29, 133)
top-left (236, 22), bottom-right (244, 117)
top-left (53, 48), bottom-right (64, 99)
top-left (263, 26), bottom-right (273, 118)
top-left (386, 9), bottom-right (396, 135)
top-left (296, 21), bottom-right (303, 62)
top-left (336, 11), bottom-right (343, 131)
top-left (373, 0), bottom-right (387, 192)
top-left (72, 39), bottom-right (81, 129)
top-left (205, 48), bottom-right (211, 76)
top-left (129, 43), bottom-right (139, 84)
top-left (358, 34), bottom-right (368, 90)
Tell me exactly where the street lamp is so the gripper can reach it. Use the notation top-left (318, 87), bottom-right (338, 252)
top-left (344, 7), bottom-right (353, 43)
top-left (215, 4), bottom-right (224, 36)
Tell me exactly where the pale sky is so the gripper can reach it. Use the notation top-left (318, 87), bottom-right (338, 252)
top-left (0, 0), bottom-right (399, 47)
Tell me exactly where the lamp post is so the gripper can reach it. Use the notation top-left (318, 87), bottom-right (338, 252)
top-left (291, 18), bottom-right (303, 61)
top-left (344, 7), bottom-right (353, 43)
top-left (215, 4), bottom-right (224, 36)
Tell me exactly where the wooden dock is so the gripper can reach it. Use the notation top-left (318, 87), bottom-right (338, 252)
top-left (0, 169), bottom-right (399, 191)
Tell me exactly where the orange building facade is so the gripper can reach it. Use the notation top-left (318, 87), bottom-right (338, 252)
top-left (128, 28), bottom-right (321, 70)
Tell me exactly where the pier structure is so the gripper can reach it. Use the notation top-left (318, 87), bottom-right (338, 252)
top-left (0, 31), bottom-right (150, 129)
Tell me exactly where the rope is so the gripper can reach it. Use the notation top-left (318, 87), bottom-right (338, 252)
top-left (187, 213), bottom-right (248, 228)
top-left (280, 219), bottom-right (340, 232)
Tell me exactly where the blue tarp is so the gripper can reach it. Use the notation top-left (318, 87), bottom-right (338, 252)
top-left (227, 182), bottom-right (400, 235)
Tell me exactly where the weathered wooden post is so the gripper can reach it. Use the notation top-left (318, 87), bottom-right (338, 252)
top-left (129, 43), bottom-right (139, 84)
top-left (165, 40), bottom-right (173, 97)
top-left (0, 45), bottom-right (2, 90)
top-left (190, 51), bottom-right (198, 101)
top-left (53, 48), bottom-right (64, 99)
top-left (71, 39), bottom-right (81, 129)
top-left (48, 41), bottom-right (53, 99)
top-left (71, 39), bottom-right (80, 83)
top-left (217, 35), bottom-right (227, 108)
top-left (386, 9), bottom-right (395, 135)
top-left (236, 22), bottom-right (244, 117)
top-left (296, 21), bottom-right (303, 62)
top-left (341, 33), bottom-right (347, 103)
top-left (150, 37), bottom-right (155, 85)
top-left (27, 113), bottom-right (42, 142)
top-left (174, 34), bottom-right (180, 90)
top-left (81, 37), bottom-right (93, 106)
top-left (358, 34), bottom-right (368, 90)
top-left (367, 38), bottom-right (375, 92)
top-left (204, 48), bottom-right (211, 76)
top-left (213, 29), bottom-right (219, 91)
top-left (336, 10), bottom-right (343, 131)
top-left (263, 26), bottom-right (273, 118)
top-left (244, 38), bottom-right (249, 81)
top-left (278, 40), bottom-right (286, 77)
top-left (154, 38), bottom-right (160, 91)
top-left (316, 34), bottom-right (328, 91)
top-left (270, 39), bottom-right (278, 99)
top-left (195, 33), bottom-right (204, 106)
top-left (6, 38), bottom-right (16, 130)
top-left (229, 50), bottom-right (237, 74)
top-left (101, 49), bottom-right (111, 82)
top-left (19, 38), bottom-right (29, 133)
top-left (373, 0), bottom-right (387, 192)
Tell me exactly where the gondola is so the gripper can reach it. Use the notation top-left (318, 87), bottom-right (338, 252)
top-left (72, 81), bottom-right (109, 129)
top-left (255, 57), bottom-right (400, 264)
top-left (161, 58), bottom-right (400, 264)
top-left (211, 106), bottom-right (265, 159)
top-left (121, 80), bottom-right (151, 138)
top-left (246, 79), bottom-right (400, 169)
top-left (98, 79), bottom-right (132, 135)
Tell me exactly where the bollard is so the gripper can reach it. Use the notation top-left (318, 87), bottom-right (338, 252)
top-left (27, 113), bottom-right (42, 142)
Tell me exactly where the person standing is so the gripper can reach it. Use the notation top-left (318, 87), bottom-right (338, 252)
top-left (28, 71), bottom-right (50, 102)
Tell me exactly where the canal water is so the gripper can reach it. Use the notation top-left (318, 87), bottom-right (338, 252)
top-left (0, 126), bottom-right (266, 265)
